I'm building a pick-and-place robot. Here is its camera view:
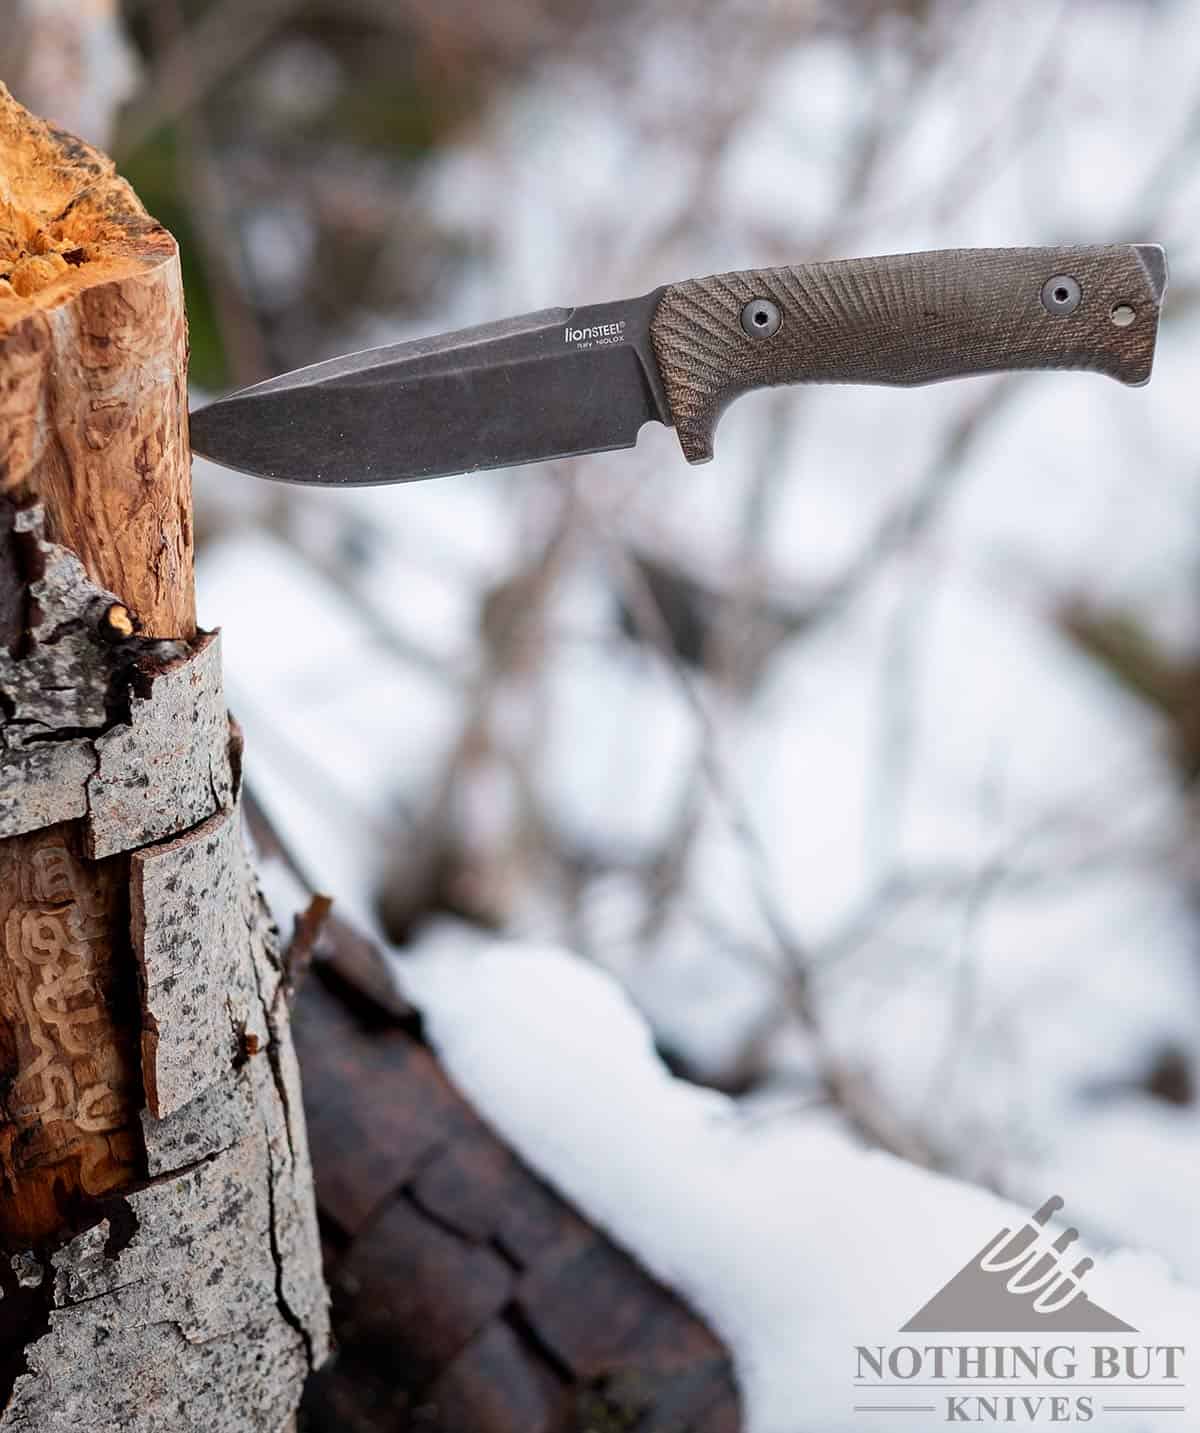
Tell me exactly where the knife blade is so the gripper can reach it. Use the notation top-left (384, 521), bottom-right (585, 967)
top-left (188, 244), bottom-right (1167, 487)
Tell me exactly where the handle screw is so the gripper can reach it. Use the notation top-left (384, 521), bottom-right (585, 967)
top-left (741, 297), bottom-right (782, 338)
top-left (1041, 275), bottom-right (1081, 316)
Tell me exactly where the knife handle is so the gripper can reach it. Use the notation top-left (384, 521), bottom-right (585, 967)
top-left (649, 245), bottom-right (1167, 463)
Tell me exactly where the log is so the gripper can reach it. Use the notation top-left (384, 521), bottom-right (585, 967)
top-left (242, 801), bottom-right (740, 1433)
top-left (0, 85), bottom-right (329, 1431)
top-left (293, 962), bottom-right (741, 1433)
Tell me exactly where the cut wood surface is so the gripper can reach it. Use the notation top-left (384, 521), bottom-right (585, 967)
top-left (0, 81), bottom-right (193, 638)
top-left (0, 85), bottom-right (328, 1431)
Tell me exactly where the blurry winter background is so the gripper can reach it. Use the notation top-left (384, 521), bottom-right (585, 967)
top-left (8, 0), bottom-right (1200, 1426)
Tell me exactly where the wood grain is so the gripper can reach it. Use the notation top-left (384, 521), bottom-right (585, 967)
top-left (650, 245), bottom-right (1166, 462)
top-left (0, 81), bottom-right (193, 638)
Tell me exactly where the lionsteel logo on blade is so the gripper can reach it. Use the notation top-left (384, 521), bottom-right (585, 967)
top-left (853, 1197), bottom-right (1187, 1425)
top-left (564, 319), bottom-right (626, 348)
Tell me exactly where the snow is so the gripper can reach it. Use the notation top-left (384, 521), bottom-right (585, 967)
top-left (401, 938), bottom-right (1200, 1433)
top-left (200, 527), bottom-right (465, 930)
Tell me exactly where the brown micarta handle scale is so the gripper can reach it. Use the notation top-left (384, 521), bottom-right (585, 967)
top-left (649, 244), bottom-right (1167, 463)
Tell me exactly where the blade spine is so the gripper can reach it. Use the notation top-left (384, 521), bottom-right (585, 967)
top-left (208, 305), bottom-right (578, 403)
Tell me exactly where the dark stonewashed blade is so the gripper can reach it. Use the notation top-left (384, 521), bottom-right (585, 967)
top-left (188, 292), bottom-right (671, 487)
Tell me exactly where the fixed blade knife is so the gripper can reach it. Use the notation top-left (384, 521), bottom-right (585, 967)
top-left (188, 244), bottom-right (1167, 486)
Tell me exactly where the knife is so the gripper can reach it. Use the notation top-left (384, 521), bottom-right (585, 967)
top-left (188, 244), bottom-right (1167, 486)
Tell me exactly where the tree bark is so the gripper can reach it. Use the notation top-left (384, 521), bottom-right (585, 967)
top-left (0, 83), bottom-right (329, 1431)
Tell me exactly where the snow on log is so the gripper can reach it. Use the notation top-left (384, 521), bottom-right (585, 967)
top-left (403, 941), bottom-right (1200, 1433)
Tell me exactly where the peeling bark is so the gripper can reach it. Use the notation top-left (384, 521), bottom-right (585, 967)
top-left (0, 86), bottom-right (328, 1430)
top-left (0, 514), bottom-right (331, 1428)
top-left (92, 633), bottom-right (233, 861)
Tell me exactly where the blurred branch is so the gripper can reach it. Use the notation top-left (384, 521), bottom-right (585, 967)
top-left (337, 0), bottom-right (569, 57)
top-left (865, 550), bottom-right (932, 878)
top-left (582, 494), bottom-right (941, 1165)
top-left (142, 0), bottom-right (270, 385)
top-left (1061, 598), bottom-right (1200, 782)
top-left (1122, 54), bottom-right (1200, 235)
top-left (789, 375), bottom-right (1020, 637)
top-left (742, 3), bottom-right (1068, 259)
top-left (272, 506), bottom-right (470, 690)
top-left (117, 0), bottom-right (302, 158)
top-left (919, 837), bottom-right (1012, 1121)
top-left (378, 492), bottom-right (577, 937)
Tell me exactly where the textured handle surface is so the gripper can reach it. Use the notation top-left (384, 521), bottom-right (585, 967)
top-left (649, 245), bottom-right (1167, 462)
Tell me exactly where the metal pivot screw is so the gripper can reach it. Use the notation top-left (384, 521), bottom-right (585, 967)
top-left (1041, 275), bottom-right (1081, 316)
top-left (741, 297), bottom-right (782, 338)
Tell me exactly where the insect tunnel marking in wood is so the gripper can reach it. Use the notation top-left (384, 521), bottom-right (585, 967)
top-left (0, 827), bottom-right (143, 1247)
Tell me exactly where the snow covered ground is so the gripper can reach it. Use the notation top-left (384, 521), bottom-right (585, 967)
top-left (405, 938), bottom-right (1200, 1433)
top-left (196, 1), bottom-right (1200, 1427)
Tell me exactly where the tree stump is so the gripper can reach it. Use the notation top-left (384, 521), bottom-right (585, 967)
top-left (0, 83), bottom-right (329, 1431)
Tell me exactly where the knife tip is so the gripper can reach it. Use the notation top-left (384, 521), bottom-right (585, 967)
top-left (187, 399), bottom-right (228, 463)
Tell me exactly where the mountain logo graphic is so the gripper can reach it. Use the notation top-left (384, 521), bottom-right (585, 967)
top-left (900, 1196), bottom-right (1136, 1333)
